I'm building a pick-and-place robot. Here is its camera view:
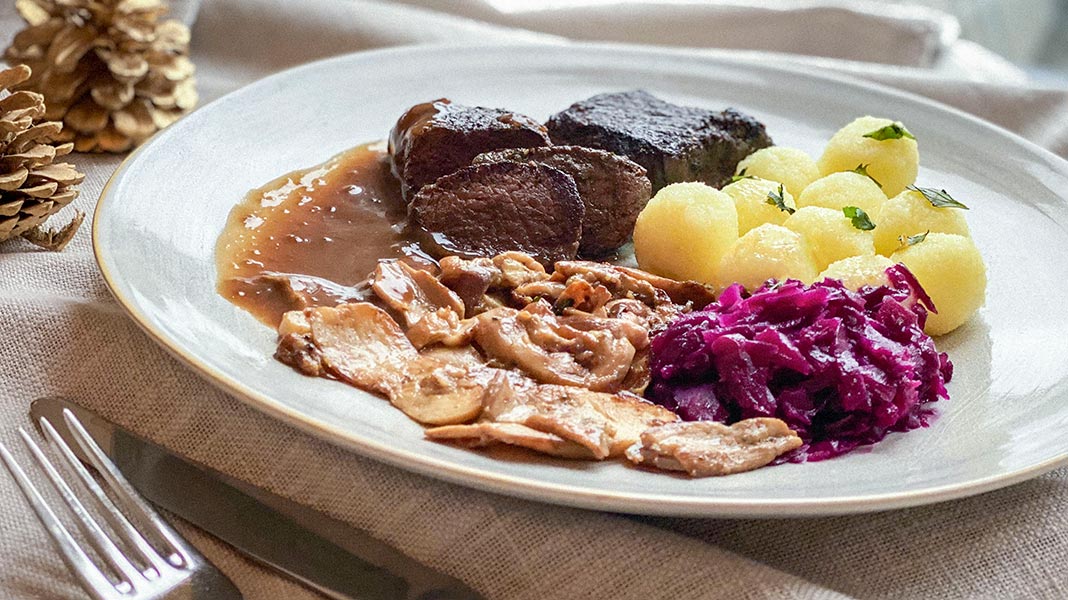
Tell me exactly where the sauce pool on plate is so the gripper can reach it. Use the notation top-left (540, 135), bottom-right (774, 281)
top-left (215, 141), bottom-right (432, 326)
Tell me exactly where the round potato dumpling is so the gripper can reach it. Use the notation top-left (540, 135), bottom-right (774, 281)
top-left (783, 206), bottom-right (876, 271)
top-left (817, 116), bottom-right (919, 197)
top-left (818, 254), bottom-right (895, 290)
top-left (873, 188), bottom-right (971, 256)
top-left (715, 224), bottom-right (818, 290)
top-left (633, 182), bottom-right (738, 284)
top-left (891, 233), bottom-right (986, 336)
top-left (721, 176), bottom-right (797, 235)
top-left (735, 146), bottom-right (820, 197)
top-left (797, 171), bottom-right (886, 216)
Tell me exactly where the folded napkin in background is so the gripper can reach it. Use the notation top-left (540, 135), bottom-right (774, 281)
top-left (1, 1), bottom-right (1067, 599)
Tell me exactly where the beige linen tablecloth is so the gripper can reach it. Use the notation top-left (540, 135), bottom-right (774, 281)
top-left (2, 1), bottom-right (1067, 598)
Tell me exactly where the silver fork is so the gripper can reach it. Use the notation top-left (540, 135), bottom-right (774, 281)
top-left (0, 409), bottom-right (243, 600)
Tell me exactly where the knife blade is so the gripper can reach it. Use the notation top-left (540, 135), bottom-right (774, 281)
top-left (30, 397), bottom-right (484, 600)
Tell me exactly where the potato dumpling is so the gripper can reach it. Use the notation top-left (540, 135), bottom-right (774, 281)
top-left (783, 206), bottom-right (876, 271)
top-left (716, 224), bottom-right (818, 290)
top-left (721, 176), bottom-right (797, 235)
top-left (735, 146), bottom-right (820, 197)
top-left (817, 116), bottom-right (919, 197)
top-left (818, 254), bottom-right (895, 290)
top-left (873, 188), bottom-right (970, 256)
top-left (797, 171), bottom-right (886, 216)
top-left (634, 182), bottom-right (738, 284)
top-left (891, 233), bottom-right (986, 336)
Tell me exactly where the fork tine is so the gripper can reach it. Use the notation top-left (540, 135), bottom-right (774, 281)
top-left (39, 415), bottom-right (171, 576)
top-left (20, 427), bottom-right (144, 591)
top-left (0, 441), bottom-right (115, 600)
top-left (62, 409), bottom-right (191, 568)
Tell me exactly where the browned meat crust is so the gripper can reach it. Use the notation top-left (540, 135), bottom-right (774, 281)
top-left (409, 162), bottom-right (585, 266)
top-left (546, 90), bottom-right (772, 191)
top-left (388, 99), bottom-right (550, 200)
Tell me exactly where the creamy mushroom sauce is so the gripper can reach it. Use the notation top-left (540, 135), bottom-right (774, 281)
top-left (215, 141), bottom-right (434, 326)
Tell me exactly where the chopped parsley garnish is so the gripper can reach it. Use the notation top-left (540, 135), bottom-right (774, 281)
top-left (862, 122), bottom-right (915, 141)
top-left (730, 167), bottom-right (755, 184)
top-left (906, 185), bottom-right (969, 209)
top-left (843, 206), bottom-right (875, 231)
top-left (851, 163), bottom-right (883, 188)
top-left (765, 184), bottom-right (794, 214)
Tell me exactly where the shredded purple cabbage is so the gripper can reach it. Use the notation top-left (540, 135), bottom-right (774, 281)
top-left (647, 265), bottom-right (953, 462)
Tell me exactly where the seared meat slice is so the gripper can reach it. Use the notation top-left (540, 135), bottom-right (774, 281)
top-left (285, 303), bottom-right (486, 425)
top-left (371, 260), bottom-right (473, 348)
top-left (388, 99), bottom-right (551, 200)
top-left (425, 422), bottom-right (595, 459)
top-left (625, 418), bottom-right (802, 477)
top-left (409, 162), bottom-right (585, 266)
top-left (484, 373), bottom-right (677, 458)
top-left (473, 303), bottom-right (642, 393)
top-left (546, 90), bottom-right (772, 191)
top-left (475, 145), bottom-right (652, 257)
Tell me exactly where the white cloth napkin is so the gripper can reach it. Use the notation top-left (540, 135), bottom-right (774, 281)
top-left (1, 1), bottom-right (1067, 599)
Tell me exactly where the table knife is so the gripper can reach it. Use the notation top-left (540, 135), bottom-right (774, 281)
top-left (30, 397), bottom-right (483, 600)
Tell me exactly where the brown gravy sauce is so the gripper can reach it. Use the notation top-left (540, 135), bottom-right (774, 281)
top-left (216, 141), bottom-right (432, 326)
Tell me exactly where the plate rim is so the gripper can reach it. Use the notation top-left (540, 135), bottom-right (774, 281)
top-left (93, 41), bottom-right (1068, 517)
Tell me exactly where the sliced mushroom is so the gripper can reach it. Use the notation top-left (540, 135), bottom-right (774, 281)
top-left (300, 303), bottom-right (485, 425)
top-left (484, 373), bottom-right (676, 459)
top-left (625, 418), bottom-right (802, 477)
top-left (371, 260), bottom-right (472, 348)
top-left (425, 422), bottom-right (595, 459)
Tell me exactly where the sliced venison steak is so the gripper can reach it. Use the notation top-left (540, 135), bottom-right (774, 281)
top-left (546, 90), bottom-right (772, 191)
top-left (474, 146), bottom-right (652, 257)
top-left (409, 161), bottom-right (584, 266)
top-left (388, 99), bottom-right (551, 200)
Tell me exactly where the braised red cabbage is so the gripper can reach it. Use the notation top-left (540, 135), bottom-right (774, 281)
top-left (647, 265), bottom-right (953, 462)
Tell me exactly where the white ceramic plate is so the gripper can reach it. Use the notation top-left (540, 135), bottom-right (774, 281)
top-left (94, 44), bottom-right (1068, 517)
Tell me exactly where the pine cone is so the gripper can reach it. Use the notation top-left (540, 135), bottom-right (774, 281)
top-left (0, 64), bottom-right (85, 250)
top-left (5, 0), bottom-right (198, 153)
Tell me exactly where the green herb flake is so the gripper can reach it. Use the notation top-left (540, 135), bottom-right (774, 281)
top-left (843, 206), bottom-right (876, 231)
top-left (730, 167), bottom-right (755, 184)
top-left (851, 163), bottom-right (883, 188)
top-left (765, 184), bottom-right (794, 214)
top-left (862, 122), bottom-right (916, 141)
top-left (897, 230), bottom-right (929, 249)
top-left (906, 185), bottom-right (969, 209)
